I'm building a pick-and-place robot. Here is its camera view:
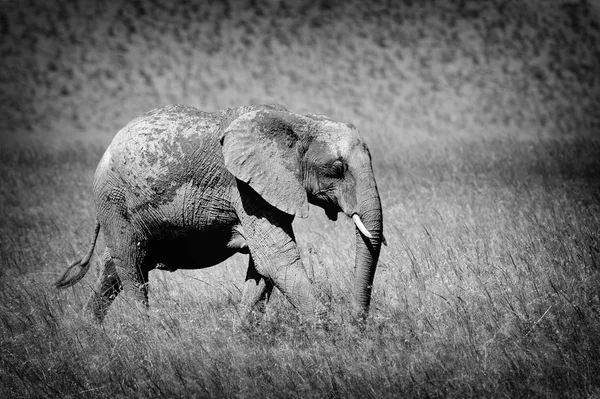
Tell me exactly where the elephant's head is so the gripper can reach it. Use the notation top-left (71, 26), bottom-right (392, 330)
top-left (221, 108), bottom-right (383, 320)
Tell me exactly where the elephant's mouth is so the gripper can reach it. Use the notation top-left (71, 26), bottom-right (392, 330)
top-left (325, 207), bottom-right (338, 221)
top-left (308, 192), bottom-right (340, 221)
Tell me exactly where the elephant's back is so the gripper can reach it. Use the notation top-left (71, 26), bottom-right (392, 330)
top-left (111, 104), bottom-right (218, 153)
top-left (95, 103), bottom-right (288, 190)
top-left (93, 105), bottom-right (238, 235)
top-left (93, 104), bottom-right (230, 213)
top-left (105, 105), bottom-right (221, 180)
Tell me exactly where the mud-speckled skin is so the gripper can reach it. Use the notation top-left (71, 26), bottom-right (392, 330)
top-left (95, 104), bottom-right (256, 269)
top-left (66, 103), bottom-right (383, 324)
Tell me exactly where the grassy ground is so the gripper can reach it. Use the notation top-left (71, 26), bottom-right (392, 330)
top-left (1, 135), bottom-right (599, 397)
top-left (2, 0), bottom-right (600, 397)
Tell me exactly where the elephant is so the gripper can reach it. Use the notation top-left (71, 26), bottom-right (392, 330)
top-left (55, 104), bottom-right (384, 325)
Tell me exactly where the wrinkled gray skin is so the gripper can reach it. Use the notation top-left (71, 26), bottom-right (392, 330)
top-left (56, 104), bottom-right (383, 324)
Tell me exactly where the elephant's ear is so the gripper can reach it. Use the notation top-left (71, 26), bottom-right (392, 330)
top-left (221, 109), bottom-right (309, 218)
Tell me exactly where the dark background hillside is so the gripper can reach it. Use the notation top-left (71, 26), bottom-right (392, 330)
top-left (1, 0), bottom-right (599, 142)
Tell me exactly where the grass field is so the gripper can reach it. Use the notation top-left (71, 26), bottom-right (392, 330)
top-left (1, 135), bottom-right (599, 397)
top-left (2, 0), bottom-right (600, 397)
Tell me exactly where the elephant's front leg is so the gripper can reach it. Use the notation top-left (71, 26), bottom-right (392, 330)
top-left (240, 256), bottom-right (274, 319)
top-left (235, 188), bottom-right (327, 324)
top-left (265, 253), bottom-right (327, 322)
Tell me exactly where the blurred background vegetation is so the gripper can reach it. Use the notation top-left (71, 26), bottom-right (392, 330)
top-left (1, 0), bottom-right (599, 144)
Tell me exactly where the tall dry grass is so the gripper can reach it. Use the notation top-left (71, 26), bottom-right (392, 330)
top-left (1, 135), bottom-right (599, 397)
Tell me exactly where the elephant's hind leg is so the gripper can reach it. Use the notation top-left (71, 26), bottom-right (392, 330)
top-left (240, 256), bottom-right (274, 319)
top-left (87, 248), bottom-right (121, 322)
top-left (111, 242), bottom-right (151, 317)
top-left (95, 228), bottom-right (151, 320)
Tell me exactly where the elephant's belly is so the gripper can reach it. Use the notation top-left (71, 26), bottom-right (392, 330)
top-left (147, 230), bottom-right (244, 271)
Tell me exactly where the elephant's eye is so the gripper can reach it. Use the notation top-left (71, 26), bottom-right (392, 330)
top-left (324, 159), bottom-right (345, 178)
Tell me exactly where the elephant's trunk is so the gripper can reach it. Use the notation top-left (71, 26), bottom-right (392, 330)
top-left (352, 177), bottom-right (383, 322)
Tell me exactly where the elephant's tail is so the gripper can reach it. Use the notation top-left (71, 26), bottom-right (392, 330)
top-left (55, 222), bottom-right (100, 289)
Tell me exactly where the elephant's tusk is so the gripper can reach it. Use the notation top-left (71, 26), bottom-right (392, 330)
top-left (352, 214), bottom-right (373, 239)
